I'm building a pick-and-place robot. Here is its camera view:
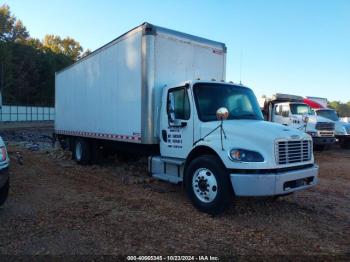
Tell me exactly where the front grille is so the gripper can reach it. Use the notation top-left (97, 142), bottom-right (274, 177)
top-left (315, 122), bottom-right (335, 130)
top-left (276, 140), bottom-right (312, 165)
top-left (319, 131), bottom-right (334, 137)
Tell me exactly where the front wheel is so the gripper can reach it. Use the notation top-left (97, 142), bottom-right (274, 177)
top-left (185, 155), bottom-right (232, 215)
top-left (0, 179), bottom-right (9, 206)
top-left (340, 139), bottom-right (350, 149)
top-left (314, 144), bottom-right (325, 151)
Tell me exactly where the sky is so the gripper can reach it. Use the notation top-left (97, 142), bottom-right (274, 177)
top-left (3, 0), bottom-right (350, 102)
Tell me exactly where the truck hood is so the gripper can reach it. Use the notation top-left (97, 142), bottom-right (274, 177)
top-left (198, 120), bottom-right (312, 169)
top-left (309, 115), bottom-right (334, 124)
top-left (291, 114), bottom-right (333, 124)
top-left (289, 114), bottom-right (334, 131)
top-left (200, 120), bottom-right (310, 144)
top-left (335, 121), bottom-right (350, 135)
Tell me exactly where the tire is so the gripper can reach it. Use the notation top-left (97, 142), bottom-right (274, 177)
top-left (74, 138), bottom-right (91, 165)
top-left (340, 139), bottom-right (350, 149)
top-left (90, 140), bottom-right (103, 164)
top-left (0, 179), bottom-right (9, 206)
top-left (314, 144), bottom-right (325, 151)
top-left (185, 155), bottom-right (232, 215)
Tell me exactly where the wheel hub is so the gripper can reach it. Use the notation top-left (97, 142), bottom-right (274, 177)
top-left (198, 178), bottom-right (208, 192)
top-left (192, 168), bottom-right (218, 203)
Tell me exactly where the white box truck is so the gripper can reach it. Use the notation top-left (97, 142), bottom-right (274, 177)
top-left (260, 94), bottom-right (336, 151)
top-left (55, 23), bottom-right (319, 214)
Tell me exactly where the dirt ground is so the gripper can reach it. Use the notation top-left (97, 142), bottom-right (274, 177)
top-left (0, 125), bottom-right (349, 258)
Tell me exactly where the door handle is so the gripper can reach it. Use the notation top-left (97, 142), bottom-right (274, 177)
top-left (162, 130), bottom-right (167, 142)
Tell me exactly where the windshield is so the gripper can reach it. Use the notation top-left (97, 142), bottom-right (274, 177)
top-left (290, 103), bottom-right (314, 115)
top-left (316, 109), bottom-right (339, 121)
top-left (193, 83), bottom-right (264, 122)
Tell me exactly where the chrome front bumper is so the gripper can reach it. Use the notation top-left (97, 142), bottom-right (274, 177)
top-left (312, 136), bottom-right (336, 145)
top-left (230, 164), bottom-right (319, 196)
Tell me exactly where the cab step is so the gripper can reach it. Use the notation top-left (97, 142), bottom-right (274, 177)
top-left (148, 156), bottom-right (185, 184)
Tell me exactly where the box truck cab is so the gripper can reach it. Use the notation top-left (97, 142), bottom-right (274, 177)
top-left (55, 23), bottom-right (319, 214)
top-left (260, 94), bottom-right (336, 150)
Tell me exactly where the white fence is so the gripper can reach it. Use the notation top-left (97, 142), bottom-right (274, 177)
top-left (0, 105), bottom-right (55, 121)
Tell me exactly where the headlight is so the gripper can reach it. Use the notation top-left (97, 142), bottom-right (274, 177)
top-left (229, 149), bottom-right (264, 162)
top-left (0, 146), bottom-right (7, 161)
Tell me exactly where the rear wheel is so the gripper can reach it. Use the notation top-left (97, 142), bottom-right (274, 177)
top-left (90, 140), bottom-right (105, 164)
top-left (0, 179), bottom-right (9, 206)
top-left (74, 138), bottom-right (91, 165)
top-left (185, 155), bottom-right (232, 215)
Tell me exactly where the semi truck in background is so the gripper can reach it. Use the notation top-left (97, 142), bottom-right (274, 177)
top-left (0, 90), bottom-right (10, 206)
top-left (260, 94), bottom-right (336, 151)
top-left (304, 97), bottom-right (350, 149)
top-left (55, 23), bottom-right (319, 214)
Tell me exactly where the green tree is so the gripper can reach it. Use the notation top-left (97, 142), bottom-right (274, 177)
top-left (43, 35), bottom-right (63, 53)
top-left (26, 37), bottom-right (43, 49)
top-left (81, 48), bottom-right (92, 58)
top-left (0, 5), bottom-right (83, 106)
top-left (43, 34), bottom-right (83, 61)
top-left (0, 4), bottom-right (29, 42)
top-left (329, 101), bottom-right (350, 117)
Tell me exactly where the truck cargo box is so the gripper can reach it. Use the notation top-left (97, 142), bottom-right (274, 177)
top-left (55, 23), bottom-right (226, 144)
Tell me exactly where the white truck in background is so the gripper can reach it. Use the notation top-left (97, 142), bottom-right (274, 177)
top-left (260, 94), bottom-right (336, 151)
top-left (55, 23), bottom-right (319, 214)
top-left (304, 97), bottom-right (350, 149)
top-left (0, 91), bottom-right (10, 206)
top-left (341, 117), bottom-right (350, 123)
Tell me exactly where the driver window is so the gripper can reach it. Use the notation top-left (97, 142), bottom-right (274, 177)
top-left (282, 105), bottom-right (290, 117)
top-left (167, 88), bottom-right (190, 120)
top-left (275, 105), bottom-right (281, 115)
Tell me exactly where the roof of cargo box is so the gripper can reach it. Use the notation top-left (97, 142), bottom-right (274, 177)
top-left (270, 93), bottom-right (304, 103)
top-left (56, 22), bottom-right (226, 75)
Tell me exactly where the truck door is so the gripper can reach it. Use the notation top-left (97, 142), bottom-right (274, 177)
top-left (273, 104), bottom-right (290, 126)
top-left (272, 104), bottom-right (283, 123)
top-left (160, 85), bottom-right (194, 159)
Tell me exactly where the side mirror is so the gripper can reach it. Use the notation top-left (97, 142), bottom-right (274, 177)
top-left (168, 93), bottom-right (176, 123)
top-left (302, 114), bottom-right (309, 123)
top-left (216, 107), bottom-right (229, 121)
top-left (281, 111), bottom-right (289, 117)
